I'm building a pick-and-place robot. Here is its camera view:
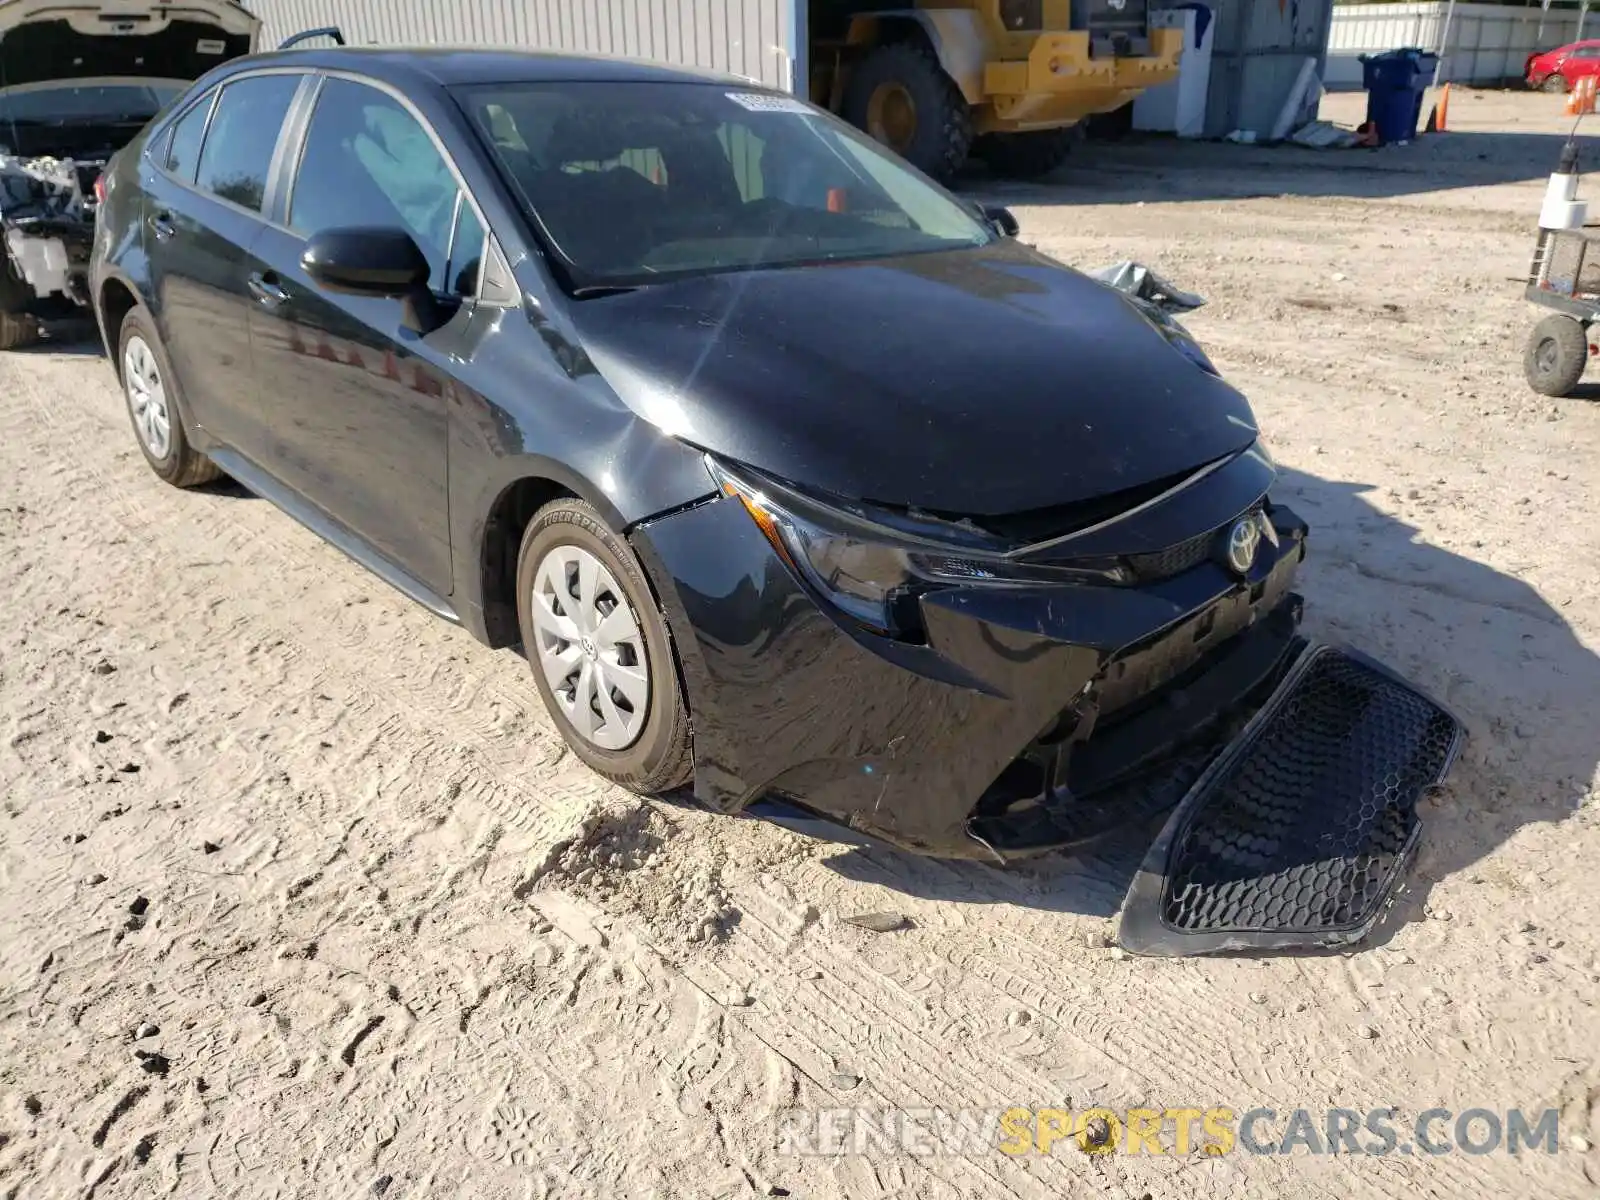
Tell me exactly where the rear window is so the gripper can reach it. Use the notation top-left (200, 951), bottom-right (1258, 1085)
top-left (164, 93), bottom-right (213, 184)
top-left (195, 73), bottom-right (302, 213)
top-left (0, 82), bottom-right (185, 129)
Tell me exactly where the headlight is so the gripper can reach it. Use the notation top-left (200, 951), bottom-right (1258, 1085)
top-left (707, 458), bottom-right (1128, 638)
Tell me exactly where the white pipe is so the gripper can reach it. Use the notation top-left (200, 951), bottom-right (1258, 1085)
top-left (1433, 0), bottom-right (1459, 87)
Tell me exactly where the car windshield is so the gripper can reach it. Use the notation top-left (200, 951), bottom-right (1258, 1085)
top-left (452, 80), bottom-right (995, 289)
top-left (0, 82), bottom-right (186, 129)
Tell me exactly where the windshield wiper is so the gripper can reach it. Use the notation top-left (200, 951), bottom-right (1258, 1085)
top-left (570, 284), bottom-right (643, 299)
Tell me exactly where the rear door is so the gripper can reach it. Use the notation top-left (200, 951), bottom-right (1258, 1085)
top-left (143, 69), bottom-right (307, 452)
top-left (1573, 46), bottom-right (1600, 79)
top-left (244, 73), bottom-right (479, 596)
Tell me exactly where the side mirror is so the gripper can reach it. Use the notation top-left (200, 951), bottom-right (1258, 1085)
top-left (983, 205), bottom-right (1020, 238)
top-left (302, 226), bottom-right (428, 296)
top-left (302, 226), bottom-right (444, 333)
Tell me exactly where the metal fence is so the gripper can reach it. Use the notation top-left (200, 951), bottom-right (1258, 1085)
top-left (1326, 1), bottom-right (1587, 88)
top-left (244, 0), bottom-right (799, 91)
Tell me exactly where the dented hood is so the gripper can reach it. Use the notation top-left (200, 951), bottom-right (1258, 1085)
top-left (0, 0), bottom-right (257, 90)
top-left (570, 239), bottom-right (1261, 517)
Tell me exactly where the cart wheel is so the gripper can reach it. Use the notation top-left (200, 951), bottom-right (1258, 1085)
top-left (1524, 314), bottom-right (1589, 397)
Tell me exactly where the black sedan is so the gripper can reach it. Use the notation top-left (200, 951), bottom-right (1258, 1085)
top-left (89, 48), bottom-right (1460, 918)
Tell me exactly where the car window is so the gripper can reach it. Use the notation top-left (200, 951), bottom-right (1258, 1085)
top-left (165, 93), bottom-right (213, 184)
top-left (452, 80), bottom-right (993, 290)
top-left (195, 74), bottom-right (302, 212)
top-left (289, 77), bottom-right (460, 293)
top-left (446, 197), bottom-right (487, 299)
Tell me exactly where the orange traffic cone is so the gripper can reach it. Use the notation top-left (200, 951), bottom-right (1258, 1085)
top-left (1567, 76), bottom-right (1597, 116)
top-left (1432, 81), bottom-right (1450, 132)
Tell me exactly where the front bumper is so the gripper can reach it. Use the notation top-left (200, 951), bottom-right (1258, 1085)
top-left (630, 493), bottom-right (1309, 860)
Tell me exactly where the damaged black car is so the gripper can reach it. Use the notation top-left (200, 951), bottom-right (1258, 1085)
top-left (90, 49), bottom-right (1463, 955)
top-left (0, 0), bottom-right (259, 347)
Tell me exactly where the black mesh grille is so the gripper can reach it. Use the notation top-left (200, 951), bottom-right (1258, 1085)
top-left (1157, 648), bottom-right (1459, 937)
top-left (1124, 506), bottom-right (1259, 582)
top-left (1125, 528), bottom-right (1216, 581)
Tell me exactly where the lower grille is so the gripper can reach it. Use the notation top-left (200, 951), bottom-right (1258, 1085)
top-left (1124, 505), bottom-right (1262, 583)
top-left (1118, 643), bottom-right (1464, 955)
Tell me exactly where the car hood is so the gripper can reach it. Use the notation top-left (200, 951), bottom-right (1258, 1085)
top-left (569, 238), bottom-right (1260, 518)
top-left (0, 1), bottom-right (257, 91)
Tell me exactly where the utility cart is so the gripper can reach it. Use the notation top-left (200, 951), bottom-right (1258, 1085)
top-left (1525, 142), bottom-right (1600, 397)
top-left (1524, 227), bottom-right (1600, 396)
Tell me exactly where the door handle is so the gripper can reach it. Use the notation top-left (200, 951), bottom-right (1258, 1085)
top-left (148, 212), bottom-right (175, 241)
top-left (247, 272), bottom-right (290, 309)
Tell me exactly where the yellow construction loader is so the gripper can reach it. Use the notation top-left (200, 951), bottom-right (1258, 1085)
top-left (809, 0), bottom-right (1184, 179)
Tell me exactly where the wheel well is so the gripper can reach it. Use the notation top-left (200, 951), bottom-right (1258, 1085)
top-left (99, 279), bottom-right (138, 376)
top-left (480, 476), bottom-right (576, 647)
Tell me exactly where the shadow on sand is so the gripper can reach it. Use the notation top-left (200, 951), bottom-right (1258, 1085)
top-left (762, 466), bottom-right (1599, 952)
top-left (956, 125), bottom-right (1594, 207)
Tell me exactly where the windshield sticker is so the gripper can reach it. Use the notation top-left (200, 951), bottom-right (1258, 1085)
top-left (197, 38), bottom-right (226, 54)
top-left (725, 92), bottom-right (811, 114)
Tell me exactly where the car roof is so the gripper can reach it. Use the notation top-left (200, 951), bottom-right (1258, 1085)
top-left (233, 45), bottom-right (760, 90)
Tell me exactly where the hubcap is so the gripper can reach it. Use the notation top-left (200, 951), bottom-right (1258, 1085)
top-left (530, 544), bottom-right (650, 751)
top-left (123, 335), bottom-right (171, 459)
top-left (866, 81), bottom-right (918, 154)
top-left (1536, 336), bottom-right (1559, 375)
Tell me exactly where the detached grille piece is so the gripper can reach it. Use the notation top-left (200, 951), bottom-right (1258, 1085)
top-left (1117, 643), bottom-right (1463, 956)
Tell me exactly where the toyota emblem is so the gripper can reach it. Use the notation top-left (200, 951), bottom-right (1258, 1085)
top-left (1224, 515), bottom-right (1262, 576)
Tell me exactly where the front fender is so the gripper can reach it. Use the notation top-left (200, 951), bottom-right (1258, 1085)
top-left (447, 365), bottom-right (716, 645)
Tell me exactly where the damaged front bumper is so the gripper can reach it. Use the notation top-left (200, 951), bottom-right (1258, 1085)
top-left (631, 483), bottom-right (1311, 861)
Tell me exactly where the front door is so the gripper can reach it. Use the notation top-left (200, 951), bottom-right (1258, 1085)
top-left (245, 75), bottom-right (483, 597)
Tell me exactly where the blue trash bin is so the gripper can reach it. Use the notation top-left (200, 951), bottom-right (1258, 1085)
top-left (1359, 48), bottom-right (1439, 144)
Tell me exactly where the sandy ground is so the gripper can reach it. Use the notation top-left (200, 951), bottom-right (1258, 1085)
top-left (3, 87), bottom-right (1600, 1199)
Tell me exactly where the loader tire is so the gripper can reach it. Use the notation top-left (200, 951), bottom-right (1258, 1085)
top-left (972, 128), bottom-right (1076, 180)
top-left (842, 41), bottom-right (971, 182)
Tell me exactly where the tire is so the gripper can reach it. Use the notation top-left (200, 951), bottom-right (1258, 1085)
top-left (1524, 313), bottom-right (1589, 397)
top-left (116, 307), bottom-right (222, 487)
top-left (1542, 73), bottom-right (1569, 93)
top-left (972, 128), bottom-right (1076, 180)
top-left (0, 309), bottom-right (40, 350)
top-left (0, 264), bottom-right (40, 350)
top-left (515, 498), bottom-right (693, 794)
top-left (842, 40), bottom-right (972, 182)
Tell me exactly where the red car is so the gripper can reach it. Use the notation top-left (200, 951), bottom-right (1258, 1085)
top-left (1526, 40), bottom-right (1600, 92)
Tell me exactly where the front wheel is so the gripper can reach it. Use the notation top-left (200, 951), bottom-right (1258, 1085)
top-left (1524, 313), bottom-right (1589, 397)
top-left (515, 498), bottom-right (693, 793)
top-left (1542, 73), bottom-right (1569, 93)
